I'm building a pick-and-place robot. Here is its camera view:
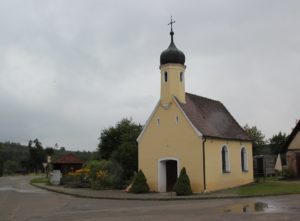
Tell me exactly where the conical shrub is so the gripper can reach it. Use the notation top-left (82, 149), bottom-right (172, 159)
top-left (173, 167), bottom-right (192, 196)
top-left (130, 170), bottom-right (149, 193)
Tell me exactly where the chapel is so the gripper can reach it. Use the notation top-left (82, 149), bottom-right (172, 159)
top-left (137, 19), bottom-right (253, 193)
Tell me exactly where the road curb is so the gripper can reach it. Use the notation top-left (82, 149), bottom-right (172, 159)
top-left (30, 182), bottom-right (300, 201)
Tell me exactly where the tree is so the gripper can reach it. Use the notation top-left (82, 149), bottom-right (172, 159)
top-left (130, 170), bottom-right (149, 193)
top-left (98, 126), bottom-right (121, 160)
top-left (45, 147), bottom-right (54, 156)
top-left (97, 118), bottom-right (142, 180)
top-left (0, 142), bottom-right (29, 174)
top-left (269, 132), bottom-right (287, 155)
top-left (243, 124), bottom-right (266, 145)
top-left (243, 124), bottom-right (266, 155)
top-left (28, 139), bottom-right (46, 173)
top-left (3, 160), bottom-right (18, 174)
top-left (85, 160), bottom-right (124, 189)
top-left (173, 167), bottom-right (192, 196)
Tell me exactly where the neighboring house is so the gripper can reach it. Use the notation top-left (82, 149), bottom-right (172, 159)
top-left (285, 120), bottom-right (300, 177)
top-left (52, 153), bottom-right (84, 175)
top-left (137, 23), bottom-right (253, 193)
top-left (253, 145), bottom-right (277, 177)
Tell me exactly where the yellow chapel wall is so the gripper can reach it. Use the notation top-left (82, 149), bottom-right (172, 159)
top-left (160, 64), bottom-right (186, 104)
top-left (204, 138), bottom-right (253, 192)
top-left (138, 101), bottom-right (204, 193)
top-left (288, 131), bottom-right (300, 150)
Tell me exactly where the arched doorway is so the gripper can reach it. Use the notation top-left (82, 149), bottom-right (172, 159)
top-left (158, 158), bottom-right (179, 192)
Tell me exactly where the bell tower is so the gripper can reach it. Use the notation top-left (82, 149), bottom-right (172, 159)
top-left (159, 17), bottom-right (186, 106)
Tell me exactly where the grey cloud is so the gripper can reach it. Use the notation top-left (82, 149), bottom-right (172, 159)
top-left (0, 0), bottom-right (300, 150)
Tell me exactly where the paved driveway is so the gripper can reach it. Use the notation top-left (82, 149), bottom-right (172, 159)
top-left (1, 175), bottom-right (300, 221)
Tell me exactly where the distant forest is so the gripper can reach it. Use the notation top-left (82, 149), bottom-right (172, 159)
top-left (0, 141), bottom-right (96, 175)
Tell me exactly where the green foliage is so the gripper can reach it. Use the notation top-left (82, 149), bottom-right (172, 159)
top-left (30, 176), bottom-right (49, 184)
top-left (3, 160), bottom-right (19, 174)
top-left (111, 142), bottom-right (138, 180)
top-left (0, 142), bottom-right (29, 172)
top-left (244, 124), bottom-right (266, 145)
top-left (173, 167), bottom-right (192, 196)
top-left (28, 139), bottom-right (46, 173)
top-left (45, 147), bottom-right (55, 156)
top-left (85, 160), bottom-right (124, 189)
top-left (0, 141), bottom-right (96, 174)
top-left (130, 170), bottom-right (149, 193)
top-left (244, 124), bottom-right (266, 155)
top-left (97, 118), bottom-right (142, 180)
top-left (216, 178), bottom-right (300, 196)
top-left (60, 168), bottom-right (90, 188)
top-left (61, 175), bottom-right (85, 188)
top-left (282, 167), bottom-right (295, 179)
top-left (269, 132), bottom-right (287, 154)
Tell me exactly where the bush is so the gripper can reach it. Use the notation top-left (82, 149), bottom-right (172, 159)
top-left (3, 160), bottom-right (18, 175)
top-left (61, 168), bottom-right (90, 188)
top-left (61, 175), bottom-right (83, 188)
top-left (173, 167), bottom-right (192, 196)
top-left (85, 160), bottom-right (124, 189)
top-left (130, 170), bottom-right (149, 193)
top-left (282, 167), bottom-right (295, 179)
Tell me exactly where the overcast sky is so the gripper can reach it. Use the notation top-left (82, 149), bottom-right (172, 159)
top-left (0, 0), bottom-right (300, 151)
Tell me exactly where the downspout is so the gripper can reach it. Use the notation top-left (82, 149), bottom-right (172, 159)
top-left (202, 136), bottom-right (207, 192)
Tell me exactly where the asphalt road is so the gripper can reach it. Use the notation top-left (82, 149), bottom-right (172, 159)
top-left (1, 176), bottom-right (300, 221)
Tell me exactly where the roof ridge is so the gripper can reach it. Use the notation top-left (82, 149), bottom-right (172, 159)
top-left (185, 92), bottom-right (221, 103)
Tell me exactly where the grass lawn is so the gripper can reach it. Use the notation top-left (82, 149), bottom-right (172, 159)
top-left (30, 176), bottom-right (49, 184)
top-left (215, 177), bottom-right (300, 196)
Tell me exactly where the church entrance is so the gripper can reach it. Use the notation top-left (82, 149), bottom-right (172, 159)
top-left (158, 158), bottom-right (179, 192)
top-left (166, 160), bottom-right (178, 192)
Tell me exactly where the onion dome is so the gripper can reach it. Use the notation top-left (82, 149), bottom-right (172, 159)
top-left (160, 20), bottom-right (185, 66)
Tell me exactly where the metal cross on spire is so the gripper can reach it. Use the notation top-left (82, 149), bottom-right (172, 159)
top-left (168, 16), bottom-right (175, 42)
top-left (168, 16), bottom-right (175, 32)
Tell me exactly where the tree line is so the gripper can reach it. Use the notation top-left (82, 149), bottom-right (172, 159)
top-left (0, 118), bottom-right (289, 177)
top-left (243, 124), bottom-right (287, 156)
top-left (0, 140), bottom-right (96, 176)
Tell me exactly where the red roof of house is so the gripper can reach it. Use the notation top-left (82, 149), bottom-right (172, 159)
top-left (52, 153), bottom-right (84, 164)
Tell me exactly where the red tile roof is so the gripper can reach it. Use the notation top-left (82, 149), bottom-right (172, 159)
top-left (176, 93), bottom-right (252, 141)
top-left (52, 153), bottom-right (84, 164)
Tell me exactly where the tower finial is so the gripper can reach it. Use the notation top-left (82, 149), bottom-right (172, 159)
top-left (168, 16), bottom-right (175, 42)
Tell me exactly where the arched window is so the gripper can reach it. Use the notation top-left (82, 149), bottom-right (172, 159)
top-left (164, 72), bottom-right (168, 82)
top-left (180, 72), bottom-right (184, 82)
top-left (241, 147), bottom-right (248, 172)
top-left (221, 146), bottom-right (230, 173)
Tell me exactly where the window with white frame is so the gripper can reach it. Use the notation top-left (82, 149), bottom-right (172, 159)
top-left (241, 147), bottom-right (248, 172)
top-left (221, 146), bottom-right (230, 173)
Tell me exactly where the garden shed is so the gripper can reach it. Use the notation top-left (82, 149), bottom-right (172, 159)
top-left (52, 153), bottom-right (84, 175)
